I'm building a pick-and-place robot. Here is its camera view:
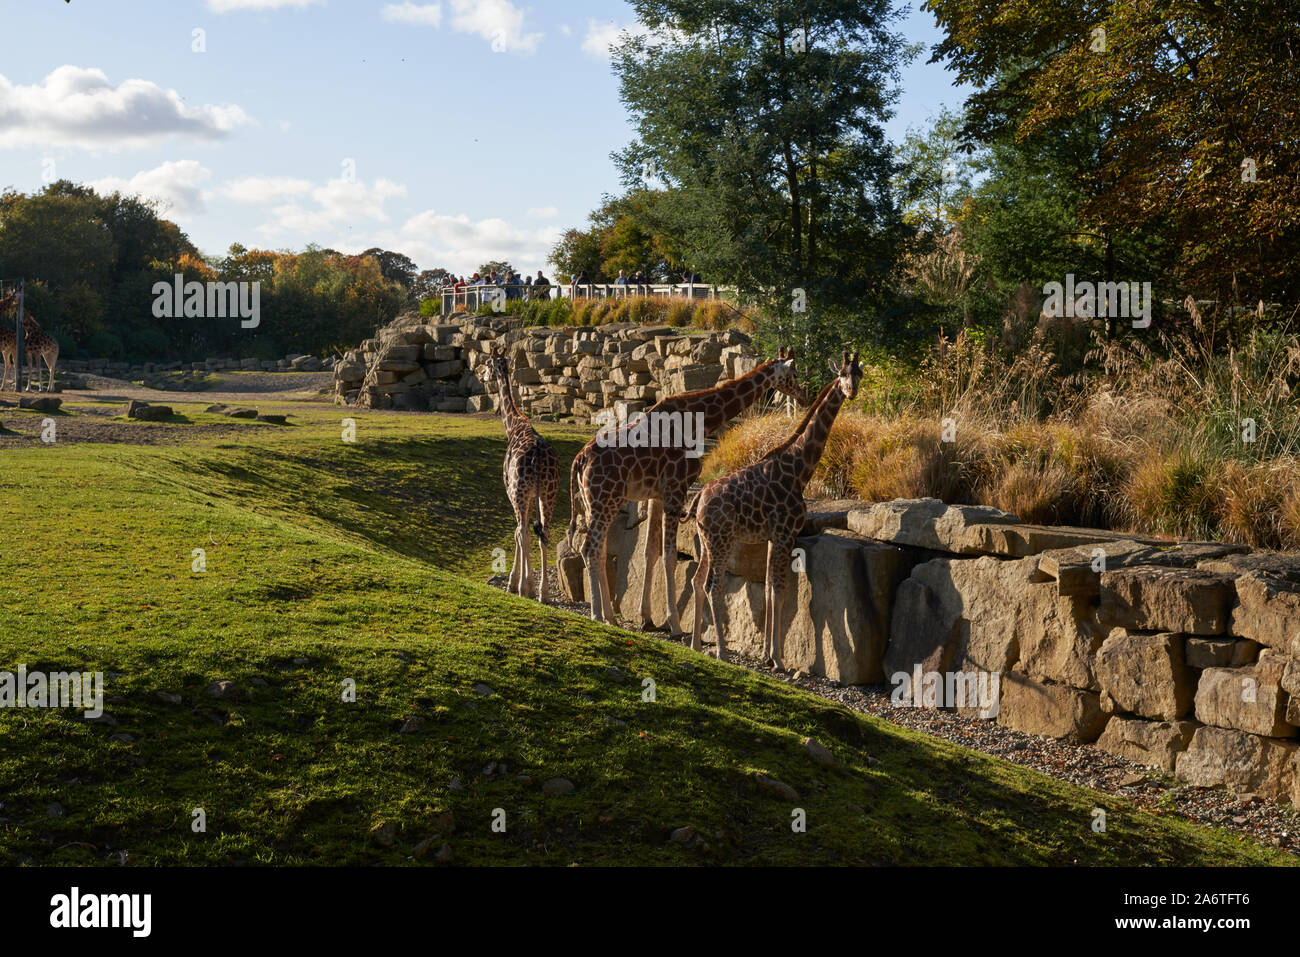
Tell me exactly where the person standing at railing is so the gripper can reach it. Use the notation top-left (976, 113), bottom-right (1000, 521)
top-left (572, 270), bottom-right (588, 299)
top-left (533, 270), bottom-right (550, 302)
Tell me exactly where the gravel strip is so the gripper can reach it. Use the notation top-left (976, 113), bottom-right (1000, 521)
top-left (491, 572), bottom-right (1300, 856)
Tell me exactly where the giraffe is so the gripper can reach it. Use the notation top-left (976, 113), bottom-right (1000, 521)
top-left (0, 291), bottom-right (16, 392)
top-left (480, 345), bottom-right (560, 601)
top-left (565, 350), bottom-right (808, 635)
top-left (689, 351), bottom-right (863, 667)
top-left (0, 292), bottom-right (59, 392)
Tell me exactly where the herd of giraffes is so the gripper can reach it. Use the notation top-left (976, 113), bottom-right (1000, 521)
top-left (0, 290), bottom-right (60, 393)
top-left (480, 344), bottom-right (863, 670)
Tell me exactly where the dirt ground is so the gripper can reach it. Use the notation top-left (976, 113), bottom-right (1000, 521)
top-left (0, 371), bottom-right (338, 447)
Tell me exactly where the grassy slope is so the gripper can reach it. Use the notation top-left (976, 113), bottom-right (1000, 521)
top-left (0, 399), bottom-right (1288, 865)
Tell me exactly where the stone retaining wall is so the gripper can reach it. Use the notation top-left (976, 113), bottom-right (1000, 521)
top-left (332, 311), bottom-right (757, 417)
top-left (559, 496), bottom-right (1300, 805)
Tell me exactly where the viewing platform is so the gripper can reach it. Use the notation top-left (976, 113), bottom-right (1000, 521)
top-left (439, 282), bottom-right (735, 317)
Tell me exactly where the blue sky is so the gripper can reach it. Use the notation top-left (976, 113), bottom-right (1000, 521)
top-left (0, 0), bottom-right (968, 275)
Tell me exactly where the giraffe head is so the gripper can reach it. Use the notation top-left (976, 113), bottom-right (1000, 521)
top-left (765, 347), bottom-right (809, 405)
top-left (479, 345), bottom-right (511, 388)
top-left (828, 350), bottom-right (863, 401)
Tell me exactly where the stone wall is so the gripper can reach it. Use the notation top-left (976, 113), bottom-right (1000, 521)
top-left (332, 311), bottom-right (758, 418)
top-left (561, 496), bottom-right (1300, 805)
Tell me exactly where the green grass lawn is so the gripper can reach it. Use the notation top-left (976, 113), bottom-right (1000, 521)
top-left (0, 402), bottom-right (1290, 865)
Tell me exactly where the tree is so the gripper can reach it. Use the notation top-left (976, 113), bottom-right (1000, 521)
top-left (893, 107), bottom-right (975, 236)
top-left (360, 247), bottom-right (419, 295)
top-left (611, 0), bottom-right (915, 308)
top-left (927, 0), bottom-right (1300, 304)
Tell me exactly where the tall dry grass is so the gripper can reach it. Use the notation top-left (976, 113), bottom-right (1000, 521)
top-left (703, 305), bottom-right (1300, 548)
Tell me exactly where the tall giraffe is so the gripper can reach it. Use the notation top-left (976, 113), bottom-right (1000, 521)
top-left (689, 352), bottom-right (863, 667)
top-left (566, 350), bottom-right (807, 634)
top-left (0, 292), bottom-right (59, 392)
top-left (481, 346), bottom-right (560, 601)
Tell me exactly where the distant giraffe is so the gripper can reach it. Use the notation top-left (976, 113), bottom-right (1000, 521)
top-left (0, 291), bottom-right (16, 391)
top-left (481, 346), bottom-right (560, 601)
top-left (0, 292), bottom-right (58, 392)
top-left (565, 350), bottom-right (807, 635)
top-left (689, 351), bottom-right (863, 667)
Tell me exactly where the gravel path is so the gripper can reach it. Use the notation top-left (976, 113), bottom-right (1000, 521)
top-left (491, 572), bottom-right (1300, 857)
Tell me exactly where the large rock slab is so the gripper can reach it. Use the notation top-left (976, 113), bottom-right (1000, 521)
top-left (1096, 716), bottom-right (1197, 771)
top-left (957, 524), bottom-right (1162, 559)
top-left (1227, 572), bottom-right (1300, 655)
top-left (1184, 637), bottom-right (1258, 669)
top-left (1095, 629), bottom-right (1195, 720)
top-left (1194, 652), bottom-right (1295, 737)
top-left (847, 499), bottom-right (1019, 554)
top-left (886, 554), bottom-right (1100, 691)
top-left (996, 672), bottom-right (1107, 741)
top-left (1175, 726), bottom-right (1297, 801)
top-left (1040, 540), bottom-right (1246, 598)
top-left (1200, 550), bottom-right (1300, 584)
top-left (1098, 566), bottom-right (1234, 635)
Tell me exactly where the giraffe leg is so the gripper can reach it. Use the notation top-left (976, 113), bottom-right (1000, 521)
top-left (639, 500), bottom-right (663, 629)
top-left (764, 539), bottom-right (794, 669)
top-left (582, 507), bottom-right (617, 623)
top-left (518, 497), bottom-right (534, 599)
top-left (660, 493), bottom-right (686, 638)
top-left (537, 482), bottom-right (555, 604)
top-left (509, 515), bottom-right (525, 595)
top-left (690, 537), bottom-right (711, 653)
top-left (710, 537), bottom-right (735, 661)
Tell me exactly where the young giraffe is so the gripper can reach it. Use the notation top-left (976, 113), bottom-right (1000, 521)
top-left (566, 350), bottom-right (807, 634)
top-left (689, 351), bottom-right (863, 667)
top-left (481, 346), bottom-right (560, 601)
top-left (0, 292), bottom-right (59, 392)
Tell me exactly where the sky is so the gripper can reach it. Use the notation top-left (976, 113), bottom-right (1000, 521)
top-left (0, 0), bottom-right (969, 276)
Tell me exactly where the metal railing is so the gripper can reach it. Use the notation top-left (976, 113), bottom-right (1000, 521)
top-left (438, 282), bottom-right (735, 317)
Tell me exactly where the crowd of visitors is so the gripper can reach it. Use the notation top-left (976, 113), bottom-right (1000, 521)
top-left (435, 267), bottom-right (707, 305)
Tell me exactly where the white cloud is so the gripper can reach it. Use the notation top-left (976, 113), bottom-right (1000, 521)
top-left (207, 0), bottom-right (324, 12)
top-left (387, 209), bottom-right (561, 273)
top-left (257, 177), bottom-right (408, 236)
top-left (0, 67), bottom-right (248, 151)
top-left (381, 2), bottom-right (442, 27)
top-left (379, 0), bottom-right (541, 52)
top-left (87, 160), bottom-right (213, 217)
top-left (223, 176), bottom-right (314, 204)
top-left (582, 19), bottom-right (648, 59)
top-left (447, 0), bottom-right (541, 53)
top-left (525, 205), bottom-right (557, 219)
top-left (582, 19), bottom-right (683, 59)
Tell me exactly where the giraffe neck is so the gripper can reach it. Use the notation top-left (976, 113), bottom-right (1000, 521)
top-left (697, 362), bottom-right (780, 433)
top-left (495, 372), bottom-right (528, 432)
top-left (782, 383), bottom-right (845, 489)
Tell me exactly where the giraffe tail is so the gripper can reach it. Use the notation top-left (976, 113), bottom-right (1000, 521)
top-left (681, 489), bottom-right (702, 522)
top-left (531, 515), bottom-right (549, 548)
